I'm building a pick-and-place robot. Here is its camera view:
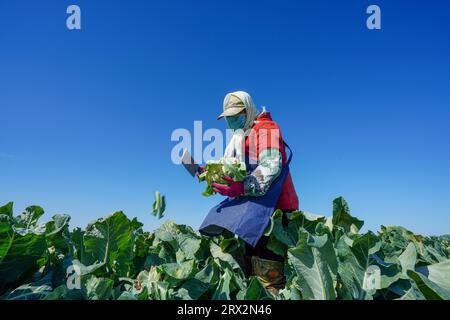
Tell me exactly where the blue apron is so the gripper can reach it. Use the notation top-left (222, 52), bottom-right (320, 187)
top-left (199, 142), bottom-right (293, 247)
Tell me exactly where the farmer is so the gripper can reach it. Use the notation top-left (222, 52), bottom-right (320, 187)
top-left (199, 91), bottom-right (299, 295)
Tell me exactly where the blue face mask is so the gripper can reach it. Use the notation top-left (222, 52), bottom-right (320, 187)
top-left (226, 114), bottom-right (246, 130)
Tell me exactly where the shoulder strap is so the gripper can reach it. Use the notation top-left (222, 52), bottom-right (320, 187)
top-left (283, 141), bottom-right (293, 166)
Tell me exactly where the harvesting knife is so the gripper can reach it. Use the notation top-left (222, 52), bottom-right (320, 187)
top-left (181, 149), bottom-right (200, 177)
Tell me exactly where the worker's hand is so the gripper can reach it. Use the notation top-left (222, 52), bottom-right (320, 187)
top-left (212, 175), bottom-right (244, 198)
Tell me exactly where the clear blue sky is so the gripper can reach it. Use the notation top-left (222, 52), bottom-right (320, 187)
top-left (1, 1), bottom-right (449, 235)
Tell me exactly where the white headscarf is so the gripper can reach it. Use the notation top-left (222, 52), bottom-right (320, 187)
top-left (223, 91), bottom-right (259, 162)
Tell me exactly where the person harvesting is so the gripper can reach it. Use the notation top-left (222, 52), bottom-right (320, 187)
top-left (199, 91), bottom-right (299, 295)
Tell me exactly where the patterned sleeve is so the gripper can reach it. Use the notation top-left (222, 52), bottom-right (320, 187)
top-left (244, 148), bottom-right (282, 197)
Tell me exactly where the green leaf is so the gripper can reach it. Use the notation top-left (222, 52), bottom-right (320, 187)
top-left (152, 191), bottom-right (166, 219)
top-left (288, 211), bottom-right (326, 235)
top-left (398, 242), bottom-right (417, 276)
top-left (212, 269), bottom-right (233, 300)
top-left (130, 217), bottom-right (144, 232)
top-left (267, 235), bottom-right (287, 258)
top-left (143, 251), bottom-right (164, 269)
top-left (0, 226), bottom-right (47, 288)
top-left (154, 221), bottom-right (203, 261)
top-left (117, 291), bottom-right (138, 300)
top-left (202, 184), bottom-right (215, 197)
top-left (379, 225), bottom-right (437, 264)
top-left (44, 285), bottom-right (85, 300)
top-left (174, 278), bottom-right (209, 300)
top-left (0, 214), bottom-right (14, 233)
top-left (350, 232), bottom-right (380, 267)
top-left (0, 202), bottom-right (13, 217)
top-left (194, 257), bottom-right (220, 285)
top-left (0, 272), bottom-right (54, 300)
top-left (1, 283), bottom-right (53, 300)
top-left (335, 232), bottom-right (381, 299)
top-left (330, 197), bottom-right (364, 235)
top-left (263, 214), bottom-right (274, 236)
top-left (14, 206), bottom-right (45, 229)
top-left (82, 211), bottom-right (133, 276)
top-left (159, 260), bottom-right (195, 280)
top-left (395, 287), bottom-right (420, 300)
top-left (416, 260), bottom-right (450, 291)
top-left (71, 227), bottom-right (85, 260)
top-left (210, 241), bottom-right (242, 272)
top-left (45, 214), bottom-right (71, 253)
top-left (287, 231), bottom-right (338, 300)
top-left (407, 269), bottom-right (450, 300)
top-left (244, 277), bottom-right (272, 300)
top-left (84, 276), bottom-right (114, 300)
top-left (371, 254), bottom-right (402, 289)
top-left (269, 210), bottom-right (296, 247)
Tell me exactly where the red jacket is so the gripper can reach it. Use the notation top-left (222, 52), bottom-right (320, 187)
top-left (245, 112), bottom-right (299, 211)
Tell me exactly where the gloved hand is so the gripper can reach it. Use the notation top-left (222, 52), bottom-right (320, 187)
top-left (212, 175), bottom-right (245, 198)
